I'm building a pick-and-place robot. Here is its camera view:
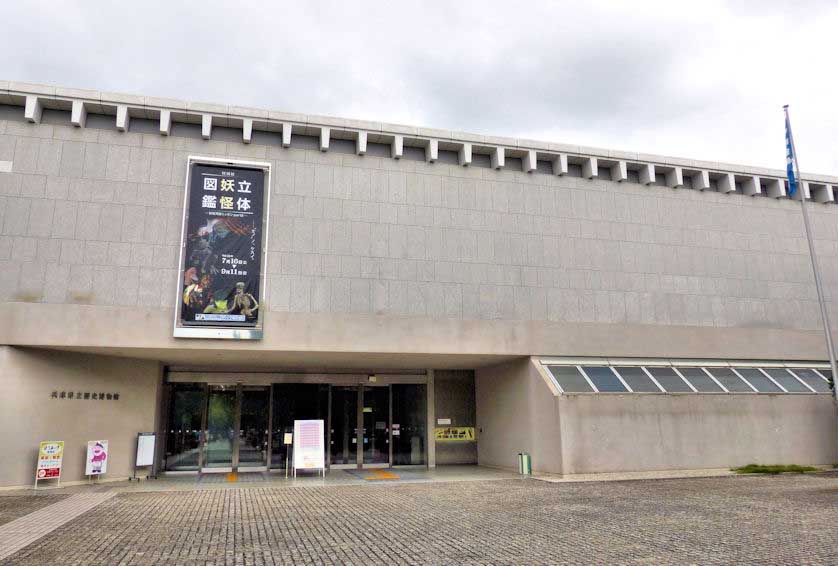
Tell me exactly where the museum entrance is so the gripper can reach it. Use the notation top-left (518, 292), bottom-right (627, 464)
top-left (329, 385), bottom-right (391, 468)
top-left (163, 378), bottom-right (427, 473)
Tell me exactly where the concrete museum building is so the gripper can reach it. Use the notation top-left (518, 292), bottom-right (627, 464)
top-left (1, 81), bottom-right (837, 489)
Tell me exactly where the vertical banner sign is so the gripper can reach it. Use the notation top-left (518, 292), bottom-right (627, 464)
top-left (85, 440), bottom-right (109, 476)
top-left (36, 441), bottom-right (64, 480)
top-left (293, 420), bottom-right (325, 475)
top-left (175, 158), bottom-right (270, 339)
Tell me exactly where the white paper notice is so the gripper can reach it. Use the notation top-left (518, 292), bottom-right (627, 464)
top-left (293, 420), bottom-right (325, 471)
top-left (135, 433), bottom-right (156, 467)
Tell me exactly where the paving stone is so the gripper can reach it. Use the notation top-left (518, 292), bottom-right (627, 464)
top-left (0, 495), bottom-right (68, 527)
top-left (1, 474), bottom-right (837, 565)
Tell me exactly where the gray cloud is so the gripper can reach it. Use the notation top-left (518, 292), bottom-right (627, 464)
top-left (2, 1), bottom-right (836, 173)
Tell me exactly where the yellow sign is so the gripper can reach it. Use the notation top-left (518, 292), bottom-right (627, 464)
top-left (434, 427), bottom-right (475, 442)
top-left (36, 441), bottom-right (64, 479)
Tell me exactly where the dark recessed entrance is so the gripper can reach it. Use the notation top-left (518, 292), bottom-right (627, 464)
top-left (163, 380), bottom-right (426, 473)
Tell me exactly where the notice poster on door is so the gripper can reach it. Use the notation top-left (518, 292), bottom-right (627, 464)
top-left (293, 420), bottom-right (325, 473)
top-left (35, 441), bottom-right (64, 480)
top-left (85, 440), bottom-right (109, 476)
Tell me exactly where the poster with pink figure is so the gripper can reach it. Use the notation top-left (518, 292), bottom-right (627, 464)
top-left (85, 440), bottom-right (109, 476)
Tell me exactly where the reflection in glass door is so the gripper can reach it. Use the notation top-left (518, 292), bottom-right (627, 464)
top-left (392, 384), bottom-right (426, 465)
top-left (203, 385), bottom-right (236, 470)
top-left (164, 383), bottom-right (206, 471)
top-left (330, 387), bottom-right (358, 466)
top-left (271, 384), bottom-right (329, 471)
top-left (238, 386), bottom-right (269, 470)
top-left (362, 386), bottom-right (390, 466)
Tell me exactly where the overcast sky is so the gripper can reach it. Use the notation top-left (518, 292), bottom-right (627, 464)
top-left (4, 1), bottom-right (837, 174)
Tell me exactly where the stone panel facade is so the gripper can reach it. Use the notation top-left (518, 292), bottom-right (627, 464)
top-left (2, 107), bottom-right (838, 333)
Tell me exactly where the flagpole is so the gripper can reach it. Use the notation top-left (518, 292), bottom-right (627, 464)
top-left (784, 105), bottom-right (838, 400)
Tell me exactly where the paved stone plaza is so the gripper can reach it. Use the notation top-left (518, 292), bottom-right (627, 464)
top-left (1, 473), bottom-right (836, 565)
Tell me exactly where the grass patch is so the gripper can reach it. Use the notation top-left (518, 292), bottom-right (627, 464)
top-left (732, 464), bottom-right (818, 475)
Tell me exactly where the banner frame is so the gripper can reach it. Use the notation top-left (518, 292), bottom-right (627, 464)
top-left (173, 156), bottom-right (272, 340)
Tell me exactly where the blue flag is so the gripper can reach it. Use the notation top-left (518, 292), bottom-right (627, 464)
top-left (785, 112), bottom-right (797, 197)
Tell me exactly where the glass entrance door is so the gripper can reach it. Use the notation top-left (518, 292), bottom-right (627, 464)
top-left (362, 386), bottom-right (390, 467)
top-left (330, 387), bottom-right (359, 467)
top-left (329, 385), bottom-right (391, 468)
top-left (164, 383), bottom-right (206, 471)
top-left (238, 386), bottom-right (269, 470)
top-left (271, 384), bottom-right (329, 472)
top-left (203, 385), bottom-right (236, 471)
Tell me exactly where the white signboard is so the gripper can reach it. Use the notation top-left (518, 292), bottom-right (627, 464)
top-left (293, 419), bottom-right (325, 475)
top-left (136, 433), bottom-right (156, 467)
top-left (85, 440), bottom-right (109, 476)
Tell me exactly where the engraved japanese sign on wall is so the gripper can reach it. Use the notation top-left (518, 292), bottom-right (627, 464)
top-left (175, 159), bottom-right (270, 338)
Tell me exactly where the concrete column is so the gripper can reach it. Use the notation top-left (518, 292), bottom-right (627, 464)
top-left (159, 110), bottom-right (171, 136)
top-left (116, 105), bottom-right (131, 132)
top-left (793, 181), bottom-right (813, 201)
top-left (742, 175), bottom-right (761, 196)
top-left (611, 160), bottom-right (627, 182)
top-left (718, 173), bottom-right (735, 194)
top-left (426, 369), bottom-right (436, 468)
top-left (319, 127), bottom-right (330, 152)
top-left (458, 143), bottom-right (472, 166)
top-left (523, 150), bottom-right (537, 173)
top-left (70, 100), bottom-right (87, 128)
top-left (242, 119), bottom-right (253, 144)
top-left (582, 156), bottom-right (598, 179)
top-left (765, 178), bottom-right (786, 198)
top-left (490, 147), bottom-right (505, 169)
top-left (639, 163), bottom-right (655, 185)
top-left (391, 135), bottom-right (403, 159)
top-left (425, 139), bottom-right (438, 163)
top-left (357, 131), bottom-right (368, 155)
top-left (24, 95), bottom-right (43, 123)
top-left (665, 166), bottom-right (683, 188)
top-left (201, 114), bottom-right (212, 140)
top-left (692, 170), bottom-right (710, 191)
top-left (552, 154), bottom-right (568, 176)
top-left (282, 123), bottom-right (292, 148)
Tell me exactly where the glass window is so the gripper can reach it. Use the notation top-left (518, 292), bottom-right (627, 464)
top-left (613, 367), bottom-right (661, 392)
top-left (707, 368), bottom-right (753, 392)
top-left (582, 366), bottom-right (628, 392)
top-left (735, 369), bottom-right (783, 393)
top-left (677, 368), bottom-right (723, 392)
top-left (548, 366), bottom-right (594, 393)
top-left (818, 369), bottom-right (834, 389)
top-left (790, 369), bottom-right (831, 393)
top-left (647, 367), bottom-right (693, 392)
top-left (762, 369), bottom-right (810, 393)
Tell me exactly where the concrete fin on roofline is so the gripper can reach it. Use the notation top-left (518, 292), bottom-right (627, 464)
top-left (3, 82), bottom-right (837, 187)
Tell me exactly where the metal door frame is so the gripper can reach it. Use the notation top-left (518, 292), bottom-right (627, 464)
top-left (359, 384), bottom-right (392, 469)
top-left (237, 384), bottom-right (271, 472)
top-left (327, 384), bottom-right (393, 469)
top-left (200, 383), bottom-right (270, 473)
top-left (328, 385), bottom-right (360, 469)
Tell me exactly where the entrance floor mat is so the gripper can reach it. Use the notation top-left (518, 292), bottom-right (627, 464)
top-left (343, 469), bottom-right (401, 481)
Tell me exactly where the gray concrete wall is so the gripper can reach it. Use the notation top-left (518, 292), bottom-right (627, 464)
top-left (2, 107), bottom-right (838, 365)
top-left (0, 346), bottom-right (161, 488)
top-left (476, 357), bottom-right (838, 475)
top-left (434, 370), bottom-right (477, 464)
top-left (557, 393), bottom-right (838, 474)
top-left (475, 358), bottom-right (562, 473)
